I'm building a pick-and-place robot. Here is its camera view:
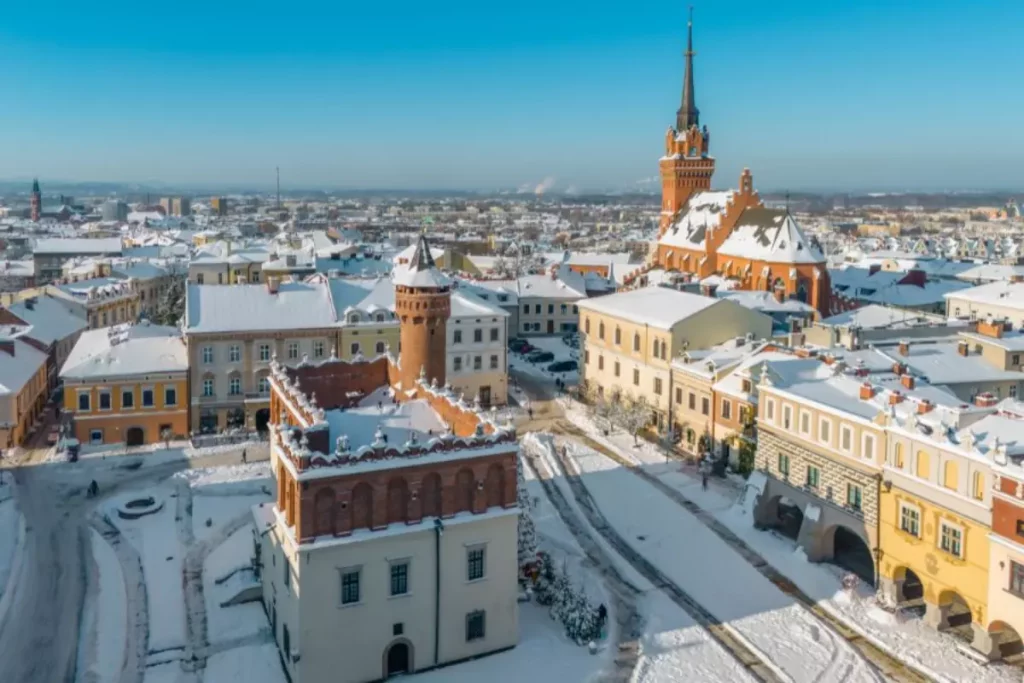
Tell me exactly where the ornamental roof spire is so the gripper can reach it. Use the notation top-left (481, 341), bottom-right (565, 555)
top-left (676, 6), bottom-right (700, 131)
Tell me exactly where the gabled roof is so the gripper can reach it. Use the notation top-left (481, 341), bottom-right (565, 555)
top-left (185, 282), bottom-right (338, 334)
top-left (658, 191), bottom-right (734, 251)
top-left (60, 322), bottom-right (186, 380)
top-left (717, 209), bottom-right (825, 264)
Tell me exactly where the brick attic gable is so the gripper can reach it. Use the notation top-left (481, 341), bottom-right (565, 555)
top-left (285, 357), bottom-right (390, 410)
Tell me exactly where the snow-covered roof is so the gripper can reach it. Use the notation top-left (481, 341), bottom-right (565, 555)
top-left (60, 322), bottom-right (187, 380)
top-left (185, 282), bottom-right (339, 334)
top-left (450, 289), bottom-right (508, 318)
top-left (34, 237), bottom-right (123, 255)
top-left (658, 191), bottom-right (734, 250)
top-left (819, 304), bottom-right (953, 330)
top-left (717, 210), bottom-right (825, 265)
top-left (324, 387), bottom-right (448, 452)
top-left (7, 295), bottom-right (87, 345)
top-left (392, 236), bottom-right (451, 289)
top-left (578, 286), bottom-right (719, 330)
top-left (0, 339), bottom-right (47, 396)
top-left (944, 280), bottom-right (1024, 311)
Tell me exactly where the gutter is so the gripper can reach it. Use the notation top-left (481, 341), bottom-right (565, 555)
top-left (433, 517), bottom-right (444, 665)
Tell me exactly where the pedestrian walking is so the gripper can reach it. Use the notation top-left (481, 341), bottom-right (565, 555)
top-left (527, 407), bottom-right (534, 421)
top-left (241, 448), bottom-right (247, 464)
top-left (701, 471), bottom-right (709, 491)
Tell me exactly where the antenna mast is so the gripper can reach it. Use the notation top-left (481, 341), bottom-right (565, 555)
top-left (276, 166), bottom-right (281, 209)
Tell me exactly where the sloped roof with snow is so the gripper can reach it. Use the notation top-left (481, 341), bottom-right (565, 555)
top-left (34, 237), bottom-right (123, 255)
top-left (7, 295), bottom-right (87, 345)
top-left (185, 282), bottom-right (338, 334)
top-left (717, 209), bottom-right (825, 265)
top-left (658, 191), bottom-right (735, 250)
top-left (0, 339), bottom-right (47, 396)
top-left (60, 322), bottom-right (187, 380)
top-left (578, 286), bottom-right (721, 330)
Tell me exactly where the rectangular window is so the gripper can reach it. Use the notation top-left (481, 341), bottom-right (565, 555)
top-left (313, 341), bottom-right (325, 358)
top-left (900, 504), bottom-right (920, 537)
top-left (90, 429), bottom-right (103, 444)
top-left (701, 397), bottom-right (709, 416)
top-left (490, 355), bottom-right (499, 370)
top-left (819, 418), bottom-right (831, 444)
top-left (99, 391), bottom-right (112, 411)
top-left (654, 378), bottom-right (663, 395)
top-left (474, 329), bottom-right (483, 343)
top-left (229, 345), bottom-right (240, 362)
top-left (688, 393), bottom-right (696, 410)
top-left (454, 357), bottom-right (463, 372)
top-left (766, 399), bottom-right (775, 422)
top-left (939, 522), bottom-right (963, 557)
top-left (547, 304), bottom-right (554, 314)
top-left (722, 400), bottom-right (732, 420)
top-left (1017, 519), bottom-right (1024, 539)
top-left (142, 389), bottom-right (154, 407)
top-left (863, 434), bottom-right (875, 460)
top-left (202, 346), bottom-right (213, 364)
top-left (467, 547), bottom-right (485, 581)
top-left (350, 342), bottom-right (360, 355)
top-left (632, 368), bottom-right (639, 386)
top-left (598, 356), bottom-right (604, 371)
top-left (806, 465), bottom-right (820, 489)
top-left (847, 483), bottom-right (862, 511)
top-left (287, 342), bottom-right (299, 360)
top-left (466, 611), bottom-right (486, 642)
top-left (454, 330), bottom-right (463, 344)
top-left (614, 361), bottom-right (620, 377)
top-left (229, 377), bottom-right (241, 396)
top-left (778, 453), bottom-right (790, 476)
top-left (783, 405), bottom-right (793, 430)
top-left (1011, 561), bottom-right (1024, 596)
top-left (341, 569), bottom-right (360, 604)
top-left (78, 392), bottom-right (90, 411)
top-left (490, 328), bottom-right (499, 342)
top-left (675, 388), bottom-right (683, 404)
top-left (259, 344), bottom-right (271, 362)
top-left (202, 378), bottom-right (214, 397)
top-left (121, 389), bottom-right (134, 409)
top-left (840, 426), bottom-right (853, 452)
top-left (165, 387), bottom-right (177, 406)
top-left (584, 350), bottom-right (589, 364)
top-left (522, 304), bottom-right (529, 314)
top-left (534, 304), bottom-right (541, 314)
top-left (473, 356), bottom-right (482, 370)
top-left (390, 562), bottom-right (409, 596)
top-left (799, 411), bottom-right (810, 435)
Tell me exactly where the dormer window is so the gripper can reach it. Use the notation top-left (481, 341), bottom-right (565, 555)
top-left (348, 313), bottom-right (360, 324)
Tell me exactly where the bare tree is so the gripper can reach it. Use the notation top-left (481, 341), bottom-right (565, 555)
top-left (615, 393), bottom-right (651, 446)
top-left (587, 385), bottom-right (616, 435)
top-left (493, 244), bottom-right (544, 279)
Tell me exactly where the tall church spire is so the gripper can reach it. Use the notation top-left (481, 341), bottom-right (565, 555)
top-left (676, 7), bottom-right (699, 131)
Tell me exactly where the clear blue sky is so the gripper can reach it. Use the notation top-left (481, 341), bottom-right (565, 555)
top-left (1, 0), bottom-right (1021, 192)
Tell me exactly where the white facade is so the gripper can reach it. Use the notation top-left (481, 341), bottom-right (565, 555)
top-left (446, 300), bottom-right (509, 407)
top-left (259, 508), bottom-right (519, 683)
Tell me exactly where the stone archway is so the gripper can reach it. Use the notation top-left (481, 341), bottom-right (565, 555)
top-left (933, 590), bottom-right (974, 641)
top-left (988, 621), bottom-right (1024, 661)
top-left (382, 638), bottom-right (414, 678)
top-left (755, 495), bottom-right (804, 541)
top-left (255, 408), bottom-right (271, 434)
top-left (825, 525), bottom-right (875, 586)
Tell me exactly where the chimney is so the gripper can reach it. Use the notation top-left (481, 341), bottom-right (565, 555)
top-left (892, 362), bottom-right (905, 375)
top-left (917, 399), bottom-right (933, 414)
top-left (974, 392), bottom-right (998, 408)
top-left (901, 374), bottom-right (915, 390)
top-left (859, 382), bottom-right (874, 400)
top-left (957, 340), bottom-right (970, 357)
top-left (976, 315), bottom-right (1005, 339)
top-left (889, 390), bottom-right (904, 405)
top-left (267, 276), bottom-right (280, 295)
top-left (898, 339), bottom-right (910, 357)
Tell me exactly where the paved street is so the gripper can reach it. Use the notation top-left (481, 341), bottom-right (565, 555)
top-left (0, 442), bottom-right (268, 683)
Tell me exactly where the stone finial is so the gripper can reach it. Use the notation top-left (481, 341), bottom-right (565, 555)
top-left (336, 434), bottom-right (350, 454)
top-left (330, 345), bottom-right (338, 360)
top-left (474, 422), bottom-right (485, 437)
top-left (995, 443), bottom-right (1008, 467)
top-left (373, 426), bottom-right (386, 448)
top-left (757, 361), bottom-right (773, 387)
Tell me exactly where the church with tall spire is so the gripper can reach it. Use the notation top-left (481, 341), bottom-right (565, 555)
top-left (651, 10), bottom-right (832, 317)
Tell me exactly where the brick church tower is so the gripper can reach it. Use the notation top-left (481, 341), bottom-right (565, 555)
top-left (30, 178), bottom-right (41, 222)
top-left (659, 10), bottom-right (715, 237)
top-left (394, 235), bottom-right (451, 390)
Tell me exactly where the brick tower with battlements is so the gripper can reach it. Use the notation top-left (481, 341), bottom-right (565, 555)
top-left (394, 234), bottom-right (452, 390)
top-left (659, 10), bottom-right (715, 238)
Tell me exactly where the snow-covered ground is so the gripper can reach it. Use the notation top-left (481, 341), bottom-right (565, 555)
top-left (558, 397), bottom-right (1019, 682)
top-left (560, 438), bottom-right (883, 683)
top-left (76, 438), bottom-right (267, 462)
top-left (76, 529), bottom-right (128, 683)
top-left (0, 482), bottom-right (24, 616)
top-left (204, 524), bottom-right (266, 643)
top-left (522, 433), bottom-right (759, 683)
top-left (204, 643), bottom-right (284, 683)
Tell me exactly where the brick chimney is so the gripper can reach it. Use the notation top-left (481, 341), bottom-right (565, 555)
top-left (957, 340), bottom-right (970, 357)
top-left (266, 276), bottom-right (280, 295)
top-left (901, 374), bottom-right (915, 390)
top-left (898, 339), bottom-right (911, 357)
top-left (917, 399), bottom-right (933, 414)
top-left (975, 392), bottom-right (998, 408)
top-left (891, 362), bottom-right (906, 376)
top-left (976, 314), bottom-right (1005, 339)
top-left (859, 382), bottom-right (874, 400)
top-left (889, 390), bottom-right (904, 405)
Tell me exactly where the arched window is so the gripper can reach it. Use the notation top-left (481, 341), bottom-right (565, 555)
top-left (375, 341), bottom-right (386, 354)
top-left (614, 327), bottom-right (621, 345)
top-left (313, 487), bottom-right (336, 537)
top-left (972, 471), bottom-right (984, 500)
top-left (916, 451), bottom-right (930, 480)
top-left (652, 339), bottom-right (661, 358)
top-left (455, 469), bottom-right (474, 513)
top-left (485, 464), bottom-right (505, 508)
top-left (584, 318), bottom-right (590, 335)
top-left (387, 477), bottom-right (408, 525)
top-left (633, 334), bottom-right (640, 352)
top-left (598, 322), bottom-right (605, 340)
top-left (375, 312), bottom-right (386, 322)
top-left (351, 482), bottom-right (374, 530)
top-left (943, 461), bottom-right (959, 490)
top-left (893, 442), bottom-right (904, 469)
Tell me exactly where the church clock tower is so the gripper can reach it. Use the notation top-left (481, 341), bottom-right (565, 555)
top-left (658, 10), bottom-right (715, 237)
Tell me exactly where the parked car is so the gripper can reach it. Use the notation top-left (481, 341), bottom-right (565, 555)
top-left (508, 337), bottom-right (527, 350)
top-left (548, 360), bottom-right (578, 373)
top-left (528, 351), bottom-right (555, 363)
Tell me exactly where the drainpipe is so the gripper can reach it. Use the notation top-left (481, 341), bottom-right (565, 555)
top-left (433, 518), bottom-right (444, 665)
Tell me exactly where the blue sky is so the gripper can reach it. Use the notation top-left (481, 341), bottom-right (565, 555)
top-left (0, 0), bottom-right (1021, 192)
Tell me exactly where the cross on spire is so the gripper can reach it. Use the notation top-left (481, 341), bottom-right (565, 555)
top-left (676, 6), bottom-right (700, 131)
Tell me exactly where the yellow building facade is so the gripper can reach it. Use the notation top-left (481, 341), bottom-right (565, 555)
top-left (64, 375), bottom-right (189, 446)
